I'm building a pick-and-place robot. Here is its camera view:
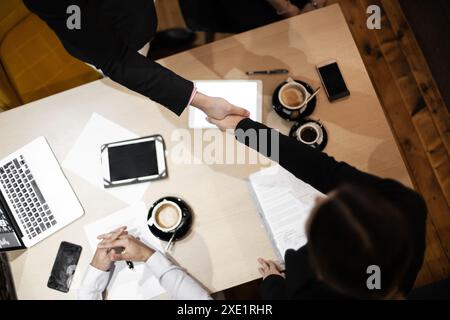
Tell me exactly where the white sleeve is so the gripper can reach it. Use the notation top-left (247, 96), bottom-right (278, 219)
top-left (77, 265), bottom-right (110, 300)
top-left (146, 251), bottom-right (212, 300)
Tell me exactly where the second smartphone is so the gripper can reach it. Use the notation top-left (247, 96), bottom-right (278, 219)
top-left (316, 59), bottom-right (350, 102)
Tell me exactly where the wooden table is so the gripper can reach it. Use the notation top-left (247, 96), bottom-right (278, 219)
top-left (4, 4), bottom-right (411, 299)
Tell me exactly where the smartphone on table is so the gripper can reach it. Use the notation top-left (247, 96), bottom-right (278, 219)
top-left (47, 241), bottom-right (82, 293)
top-left (316, 59), bottom-right (350, 102)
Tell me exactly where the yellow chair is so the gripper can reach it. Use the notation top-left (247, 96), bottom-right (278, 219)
top-left (0, 0), bottom-right (101, 110)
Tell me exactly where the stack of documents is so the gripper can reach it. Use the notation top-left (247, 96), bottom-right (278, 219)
top-left (248, 165), bottom-right (324, 261)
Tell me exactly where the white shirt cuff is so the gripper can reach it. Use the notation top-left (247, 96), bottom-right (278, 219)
top-left (145, 251), bottom-right (178, 277)
top-left (78, 265), bottom-right (110, 300)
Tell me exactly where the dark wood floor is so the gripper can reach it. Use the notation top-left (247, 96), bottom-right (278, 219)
top-left (335, 0), bottom-right (450, 287)
top-left (0, 253), bottom-right (17, 299)
top-left (399, 0), bottom-right (450, 114)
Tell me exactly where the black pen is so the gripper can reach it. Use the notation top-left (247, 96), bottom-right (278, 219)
top-left (107, 248), bottom-right (134, 270)
top-left (106, 247), bottom-right (134, 270)
top-left (126, 261), bottom-right (134, 270)
top-left (246, 69), bottom-right (289, 76)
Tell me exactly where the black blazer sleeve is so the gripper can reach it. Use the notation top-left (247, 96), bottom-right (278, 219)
top-left (23, 0), bottom-right (194, 115)
top-left (236, 118), bottom-right (400, 193)
top-left (260, 247), bottom-right (340, 300)
top-left (260, 275), bottom-right (288, 300)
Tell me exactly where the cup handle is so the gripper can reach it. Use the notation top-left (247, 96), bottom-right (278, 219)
top-left (286, 77), bottom-right (295, 83)
top-left (304, 90), bottom-right (311, 100)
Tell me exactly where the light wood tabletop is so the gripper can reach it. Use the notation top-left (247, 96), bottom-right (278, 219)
top-left (4, 4), bottom-right (411, 299)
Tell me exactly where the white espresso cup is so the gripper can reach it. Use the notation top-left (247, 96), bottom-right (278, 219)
top-left (149, 200), bottom-right (183, 233)
top-left (296, 122), bottom-right (323, 145)
top-left (278, 78), bottom-right (311, 112)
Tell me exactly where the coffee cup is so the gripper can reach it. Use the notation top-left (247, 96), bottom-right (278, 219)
top-left (295, 122), bottom-right (323, 145)
top-left (149, 200), bottom-right (182, 233)
top-left (278, 78), bottom-right (311, 112)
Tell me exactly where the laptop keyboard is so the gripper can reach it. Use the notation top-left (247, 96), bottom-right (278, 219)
top-left (0, 155), bottom-right (56, 240)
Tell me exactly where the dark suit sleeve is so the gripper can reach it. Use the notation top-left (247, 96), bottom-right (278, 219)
top-left (86, 44), bottom-right (194, 116)
top-left (260, 247), bottom-right (322, 300)
top-left (260, 275), bottom-right (288, 300)
top-left (24, 0), bottom-right (193, 116)
top-left (235, 118), bottom-right (388, 194)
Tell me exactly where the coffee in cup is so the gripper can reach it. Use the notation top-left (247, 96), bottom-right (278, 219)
top-left (280, 87), bottom-right (305, 109)
top-left (153, 201), bottom-right (182, 232)
top-left (278, 78), bottom-right (310, 111)
top-left (300, 126), bottom-right (318, 143)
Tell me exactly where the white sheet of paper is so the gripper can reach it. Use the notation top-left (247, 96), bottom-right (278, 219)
top-left (188, 80), bottom-right (262, 129)
top-left (249, 165), bottom-right (324, 260)
top-left (84, 202), bottom-right (165, 300)
top-left (62, 113), bottom-right (149, 204)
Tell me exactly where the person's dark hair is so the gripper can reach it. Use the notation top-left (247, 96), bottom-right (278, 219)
top-left (307, 184), bottom-right (414, 299)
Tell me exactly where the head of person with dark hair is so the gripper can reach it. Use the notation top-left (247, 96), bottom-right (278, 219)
top-left (306, 184), bottom-right (414, 299)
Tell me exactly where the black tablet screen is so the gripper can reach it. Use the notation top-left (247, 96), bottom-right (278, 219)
top-left (108, 141), bottom-right (159, 181)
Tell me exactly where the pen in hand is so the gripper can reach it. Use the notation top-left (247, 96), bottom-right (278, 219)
top-left (106, 248), bottom-right (134, 270)
top-left (97, 226), bottom-right (134, 270)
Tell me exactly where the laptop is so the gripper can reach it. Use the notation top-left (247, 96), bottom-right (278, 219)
top-left (0, 137), bottom-right (84, 251)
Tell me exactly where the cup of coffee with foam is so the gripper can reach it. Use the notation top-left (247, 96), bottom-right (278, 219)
top-left (150, 200), bottom-right (183, 233)
top-left (278, 77), bottom-right (311, 113)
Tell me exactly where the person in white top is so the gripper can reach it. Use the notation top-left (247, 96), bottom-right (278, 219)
top-left (78, 226), bottom-right (211, 300)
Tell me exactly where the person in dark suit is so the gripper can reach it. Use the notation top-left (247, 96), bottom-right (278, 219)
top-left (208, 115), bottom-right (427, 300)
top-left (179, 0), bottom-right (327, 35)
top-left (23, 0), bottom-right (249, 120)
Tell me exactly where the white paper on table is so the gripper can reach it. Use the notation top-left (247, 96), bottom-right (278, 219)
top-left (84, 202), bottom-right (165, 300)
top-left (248, 165), bottom-right (325, 261)
top-left (62, 113), bottom-right (149, 204)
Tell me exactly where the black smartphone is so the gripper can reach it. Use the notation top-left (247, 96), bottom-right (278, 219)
top-left (316, 60), bottom-right (350, 102)
top-left (47, 241), bottom-right (82, 293)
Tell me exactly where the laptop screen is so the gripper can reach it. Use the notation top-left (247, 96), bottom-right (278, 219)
top-left (0, 193), bottom-right (22, 250)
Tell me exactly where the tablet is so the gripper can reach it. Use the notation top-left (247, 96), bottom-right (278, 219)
top-left (188, 80), bottom-right (263, 129)
top-left (101, 135), bottom-right (167, 188)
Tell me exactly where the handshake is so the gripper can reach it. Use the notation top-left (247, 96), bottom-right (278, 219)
top-left (191, 92), bottom-right (250, 132)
